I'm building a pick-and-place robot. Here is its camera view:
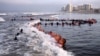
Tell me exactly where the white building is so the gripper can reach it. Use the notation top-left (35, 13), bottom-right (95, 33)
top-left (66, 4), bottom-right (73, 12)
top-left (62, 4), bottom-right (73, 12)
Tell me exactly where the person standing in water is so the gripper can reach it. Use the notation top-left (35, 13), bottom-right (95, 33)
top-left (14, 28), bottom-right (23, 40)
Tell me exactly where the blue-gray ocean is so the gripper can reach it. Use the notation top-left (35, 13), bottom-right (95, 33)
top-left (41, 13), bottom-right (100, 56)
top-left (0, 13), bottom-right (100, 56)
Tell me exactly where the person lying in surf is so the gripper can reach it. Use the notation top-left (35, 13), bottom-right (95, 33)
top-left (48, 31), bottom-right (66, 48)
top-left (34, 23), bottom-right (44, 32)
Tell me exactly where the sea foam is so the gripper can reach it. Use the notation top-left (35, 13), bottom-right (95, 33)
top-left (0, 17), bottom-right (5, 22)
top-left (0, 13), bottom-right (7, 15)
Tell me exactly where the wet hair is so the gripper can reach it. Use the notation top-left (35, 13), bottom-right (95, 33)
top-left (14, 36), bottom-right (18, 40)
top-left (63, 38), bottom-right (66, 44)
top-left (16, 33), bottom-right (20, 36)
top-left (20, 29), bottom-right (23, 33)
top-left (48, 31), bottom-right (52, 34)
top-left (60, 38), bottom-right (66, 44)
top-left (34, 22), bottom-right (40, 26)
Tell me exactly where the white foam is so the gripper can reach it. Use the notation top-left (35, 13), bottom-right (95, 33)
top-left (50, 15), bottom-right (59, 19)
top-left (0, 13), bottom-right (7, 15)
top-left (21, 20), bottom-right (74, 56)
top-left (23, 12), bottom-right (46, 15)
top-left (28, 20), bottom-right (40, 26)
top-left (0, 17), bottom-right (5, 22)
top-left (23, 12), bottom-right (57, 16)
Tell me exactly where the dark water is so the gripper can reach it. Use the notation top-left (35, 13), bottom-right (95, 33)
top-left (41, 13), bottom-right (100, 56)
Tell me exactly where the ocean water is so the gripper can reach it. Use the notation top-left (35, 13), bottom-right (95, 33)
top-left (0, 13), bottom-right (100, 56)
top-left (41, 13), bottom-right (100, 56)
top-left (0, 18), bottom-right (73, 56)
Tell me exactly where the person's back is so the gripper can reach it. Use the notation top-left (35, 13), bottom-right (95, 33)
top-left (58, 38), bottom-right (66, 48)
top-left (54, 34), bottom-right (61, 43)
top-left (48, 31), bottom-right (56, 37)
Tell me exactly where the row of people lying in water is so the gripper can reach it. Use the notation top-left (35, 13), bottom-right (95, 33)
top-left (40, 18), bottom-right (97, 22)
top-left (38, 20), bottom-right (97, 26)
top-left (34, 23), bottom-right (66, 49)
top-left (11, 18), bottom-right (34, 21)
top-left (40, 18), bottom-right (67, 21)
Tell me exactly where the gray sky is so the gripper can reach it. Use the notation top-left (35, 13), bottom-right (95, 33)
top-left (0, 0), bottom-right (99, 5)
top-left (0, 0), bottom-right (99, 4)
top-left (0, 0), bottom-right (99, 12)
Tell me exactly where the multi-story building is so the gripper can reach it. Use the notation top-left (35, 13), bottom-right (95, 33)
top-left (77, 4), bottom-right (91, 10)
top-left (61, 4), bottom-right (100, 13)
top-left (83, 4), bottom-right (91, 10)
top-left (62, 4), bottom-right (73, 12)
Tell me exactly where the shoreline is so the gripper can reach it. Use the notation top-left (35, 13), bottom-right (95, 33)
top-left (60, 11), bottom-right (100, 14)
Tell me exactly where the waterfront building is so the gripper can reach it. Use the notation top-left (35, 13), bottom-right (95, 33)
top-left (66, 4), bottom-right (73, 12)
top-left (62, 4), bottom-right (73, 12)
top-left (77, 4), bottom-right (91, 10)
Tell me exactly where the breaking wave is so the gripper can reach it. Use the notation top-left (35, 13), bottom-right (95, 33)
top-left (21, 20), bottom-right (74, 56)
top-left (0, 20), bottom-right (74, 56)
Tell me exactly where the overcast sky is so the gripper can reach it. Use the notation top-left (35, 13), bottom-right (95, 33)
top-left (0, 0), bottom-right (99, 5)
top-left (0, 0), bottom-right (99, 12)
